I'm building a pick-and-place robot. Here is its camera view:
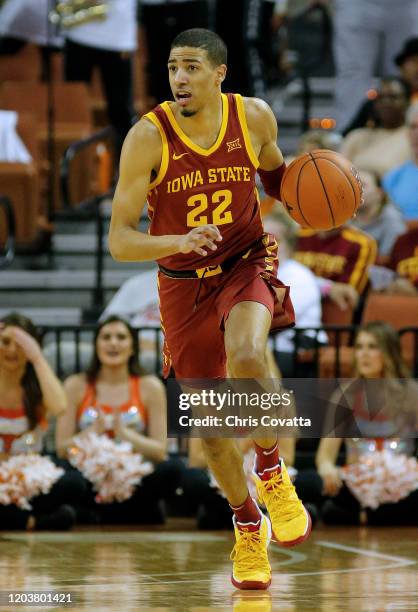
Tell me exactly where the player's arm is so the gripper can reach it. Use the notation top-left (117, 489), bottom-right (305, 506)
top-left (244, 97), bottom-right (286, 200)
top-left (109, 119), bottom-right (222, 262)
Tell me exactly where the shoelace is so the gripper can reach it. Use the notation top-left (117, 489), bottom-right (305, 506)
top-left (230, 529), bottom-right (270, 572)
top-left (260, 472), bottom-right (302, 522)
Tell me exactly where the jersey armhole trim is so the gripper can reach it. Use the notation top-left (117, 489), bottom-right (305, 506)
top-left (144, 112), bottom-right (169, 190)
top-left (235, 94), bottom-right (260, 169)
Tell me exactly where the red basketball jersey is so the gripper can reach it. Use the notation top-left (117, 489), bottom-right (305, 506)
top-left (295, 227), bottom-right (377, 293)
top-left (389, 228), bottom-right (418, 288)
top-left (144, 93), bottom-right (264, 271)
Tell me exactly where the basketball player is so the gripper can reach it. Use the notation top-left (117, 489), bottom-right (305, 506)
top-left (109, 28), bottom-right (311, 590)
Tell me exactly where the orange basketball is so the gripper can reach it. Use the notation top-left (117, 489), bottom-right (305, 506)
top-left (280, 149), bottom-right (362, 230)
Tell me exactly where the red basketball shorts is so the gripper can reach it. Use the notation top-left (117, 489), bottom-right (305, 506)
top-left (158, 233), bottom-right (295, 378)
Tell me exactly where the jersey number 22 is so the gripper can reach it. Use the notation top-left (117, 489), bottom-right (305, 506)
top-left (187, 189), bottom-right (233, 227)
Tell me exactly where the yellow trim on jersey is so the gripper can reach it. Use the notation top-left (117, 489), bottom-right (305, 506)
top-left (342, 228), bottom-right (377, 293)
top-left (143, 112), bottom-right (169, 190)
top-left (157, 272), bottom-right (172, 372)
top-left (255, 187), bottom-right (261, 205)
top-left (298, 228), bottom-right (316, 237)
top-left (160, 94), bottom-right (229, 156)
top-left (235, 94), bottom-right (259, 169)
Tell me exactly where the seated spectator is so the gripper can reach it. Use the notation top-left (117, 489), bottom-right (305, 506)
top-left (0, 313), bottom-right (85, 530)
top-left (101, 268), bottom-right (159, 328)
top-left (316, 321), bottom-right (418, 525)
top-left (263, 207), bottom-right (326, 376)
top-left (343, 37), bottom-right (418, 135)
top-left (285, 129), bottom-right (343, 165)
top-left (397, 38), bottom-right (418, 103)
top-left (382, 102), bottom-right (418, 220)
top-left (341, 77), bottom-right (411, 179)
top-left (351, 169), bottom-right (406, 258)
top-left (295, 225), bottom-right (377, 309)
top-left (385, 227), bottom-right (418, 295)
top-left (56, 315), bottom-right (181, 525)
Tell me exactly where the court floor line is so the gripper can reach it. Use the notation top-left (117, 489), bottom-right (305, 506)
top-left (317, 540), bottom-right (417, 565)
top-left (129, 540), bottom-right (417, 585)
top-left (54, 560), bottom-right (417, 587)
top-left (1, 535), bottom-right (415, 588)
top-left (272, 560), bottom-right (416, 580)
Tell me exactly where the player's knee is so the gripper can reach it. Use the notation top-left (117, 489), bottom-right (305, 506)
top-left (228, 346), bottom-right (265, 378)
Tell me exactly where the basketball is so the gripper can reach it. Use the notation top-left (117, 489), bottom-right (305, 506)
top-left (280, 149), bottom-right (363, 231)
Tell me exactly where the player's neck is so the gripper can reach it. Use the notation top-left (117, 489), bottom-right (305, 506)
top-left (172, 92), bottom-right (223, 140)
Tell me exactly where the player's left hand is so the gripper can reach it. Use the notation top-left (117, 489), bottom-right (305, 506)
top-left (0, 323), bottom-right (44, 365)
top-left (178, 224), bottom-right (222, 257)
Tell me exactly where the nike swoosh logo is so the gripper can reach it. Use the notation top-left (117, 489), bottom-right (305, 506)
top-left (172, 152), bottom-right (190, 160)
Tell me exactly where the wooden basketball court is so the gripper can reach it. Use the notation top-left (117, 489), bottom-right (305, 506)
top-left (0, 523), bottom-right (416, 610)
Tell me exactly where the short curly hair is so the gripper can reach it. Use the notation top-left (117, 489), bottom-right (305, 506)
top-left (171, 28), bottom-right (227, 67)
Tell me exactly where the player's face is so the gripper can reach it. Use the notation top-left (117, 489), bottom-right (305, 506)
top-left (354, 331), bottom-right (384, 378)
top-left (96, 321), bottom-right (133, 368)
top-left (168, 47), bottom-right (226, 117)
top-left (0, 327), bottom-right (27, 373)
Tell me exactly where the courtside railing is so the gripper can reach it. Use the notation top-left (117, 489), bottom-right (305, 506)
top-left (0, 195), bottom-right (16, 270)
top-left (38, 325), bottom-right (418, 380)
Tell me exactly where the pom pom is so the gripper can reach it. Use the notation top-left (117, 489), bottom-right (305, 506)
top-left (0, 454), bottom-right (64, 510)
top-left (342, 450), bottom-right (418, 509)
top-left (68, 432), bottom-right (153, 503)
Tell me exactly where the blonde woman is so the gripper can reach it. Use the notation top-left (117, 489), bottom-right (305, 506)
top-left (316, 321), bottom-right (418, 525)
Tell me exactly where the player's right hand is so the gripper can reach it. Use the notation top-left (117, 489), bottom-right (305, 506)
top-left (178, 225), bottom-right (222, 257)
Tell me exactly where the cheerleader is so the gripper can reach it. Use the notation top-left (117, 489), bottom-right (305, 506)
top-left (316, 321), bottom-right (418, 525)
top-left (0, 313), bottom-right (85, 530)
top-left (56, 315), bottom-right (181, 524)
